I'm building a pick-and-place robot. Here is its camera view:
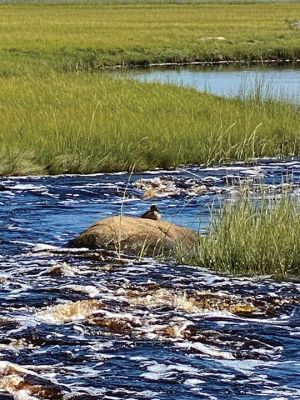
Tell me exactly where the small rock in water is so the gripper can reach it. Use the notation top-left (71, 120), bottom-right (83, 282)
top-left (48, 262), bottom-right (81, 277)
top-left (0, 362), bottom-right (65, 399)
top-left (35, 299), bottom-right (103, 324)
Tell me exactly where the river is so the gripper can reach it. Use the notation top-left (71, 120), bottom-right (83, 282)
top-left (0, 160), bottom-right (300, 399)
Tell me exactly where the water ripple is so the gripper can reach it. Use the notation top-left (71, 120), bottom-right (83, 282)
top-left (0, 160), bottom-right (300, 399)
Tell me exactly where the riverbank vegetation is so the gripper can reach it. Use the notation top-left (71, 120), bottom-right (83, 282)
top-left (0, 1), bottom-right (299, 176)
top-left (0, 72), bottom-right (299, 175)
top-left (181, 195), bottom-right (300, 279)
top-left (0, 2), bottom-right (299, 74)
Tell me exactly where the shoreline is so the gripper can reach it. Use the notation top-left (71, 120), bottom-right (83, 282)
top-left (103, 58), bottom-right (300, 70)
top-left (1, 156), bottom-right (300, 178)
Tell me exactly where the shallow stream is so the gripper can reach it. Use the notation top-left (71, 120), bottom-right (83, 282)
top-left (0, 160), bottom-right (300, 399)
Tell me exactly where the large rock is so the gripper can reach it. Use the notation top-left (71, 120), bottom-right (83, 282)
top-left (68, 216), bottom-right (199, 257)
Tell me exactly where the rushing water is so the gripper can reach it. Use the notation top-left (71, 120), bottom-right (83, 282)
top-left (126, 64), bottom-right (300, 103)
top-left (1, 160), bottom-right (300, 399)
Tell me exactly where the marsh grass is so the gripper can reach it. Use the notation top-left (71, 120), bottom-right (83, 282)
top-left (0, 2), bottom-right (299, 74)
top-left (0, 72), bottom-right (299, 175)
top-left (181, 194), bottom-right (300, 278)
top-left (0, 2), bottom-right (299, 175)
top-left (0, 1), bottom-right (299, 176)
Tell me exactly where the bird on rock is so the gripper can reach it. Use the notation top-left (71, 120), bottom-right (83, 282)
top-left (140, 205), bottom-right (161, 221)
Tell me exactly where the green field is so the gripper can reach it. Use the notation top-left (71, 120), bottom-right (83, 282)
top-left (0, 2), bottom-right (299, 175)
top-left (0, 2), bottom-right (299, 74)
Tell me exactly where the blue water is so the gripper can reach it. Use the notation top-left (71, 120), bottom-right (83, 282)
top-left (0, 160), bottom-right (300, 399)
top-left (126, 64), bottom-right (300, 102)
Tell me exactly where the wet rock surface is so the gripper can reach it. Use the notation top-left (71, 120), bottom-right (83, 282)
top-left (0, 362), bottom-right (65, 400)
top-left (1, 160), bottom-right (300, 399)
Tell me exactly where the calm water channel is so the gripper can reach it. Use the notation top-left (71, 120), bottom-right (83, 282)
top-left (126, 63), bottom-right (300, 102)
top-left (1, 160), bottom-right (300, 399)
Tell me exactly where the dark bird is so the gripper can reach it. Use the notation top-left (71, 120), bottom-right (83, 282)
top-left (140, 205), bottom-right (161, 221)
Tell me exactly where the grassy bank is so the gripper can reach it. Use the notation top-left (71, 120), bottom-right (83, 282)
top-left (0, 2), bottom-right (299, 73)
top-left (0, 2), bottom-right (299, 176)
top-left (0, 72), bottom-right (299, 175)
top-left (181, 195), bottom-right (300, 279)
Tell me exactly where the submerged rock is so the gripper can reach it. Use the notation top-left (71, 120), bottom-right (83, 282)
top-left (35, 299), bottom-right (103, 324)
top-left (47, 262), bottom-right (81, 277)
top-left (0, 362), bottom-right (65, 399)
top-left (136, 176), bottom-right (211, 198)
top-left (68, 215), bottom-right (199, 257)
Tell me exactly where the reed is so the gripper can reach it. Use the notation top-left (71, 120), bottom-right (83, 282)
top-left (0, 72), bottom-right (299, 175)
top-left (181, 194), bottom-right (300, 278)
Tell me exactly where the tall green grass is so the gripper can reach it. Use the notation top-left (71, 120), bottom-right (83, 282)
top-left (0, 2), bottom-right (299, 74)
top-left (181, 194), bottom-right (300, 278)
top-left (0, 72), bottom-right (299, 175)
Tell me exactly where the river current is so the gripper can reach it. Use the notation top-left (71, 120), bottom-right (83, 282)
top-left (0, 160), bottom-right (300, 399)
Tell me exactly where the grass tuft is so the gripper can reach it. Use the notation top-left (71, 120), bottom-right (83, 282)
top-left (181, 194), bottom-right (300, 278)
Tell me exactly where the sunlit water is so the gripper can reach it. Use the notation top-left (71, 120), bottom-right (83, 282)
top-left (0, 160), bottom-right (300, 399)
top-left (125, 64), bottom-right (300, 102)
